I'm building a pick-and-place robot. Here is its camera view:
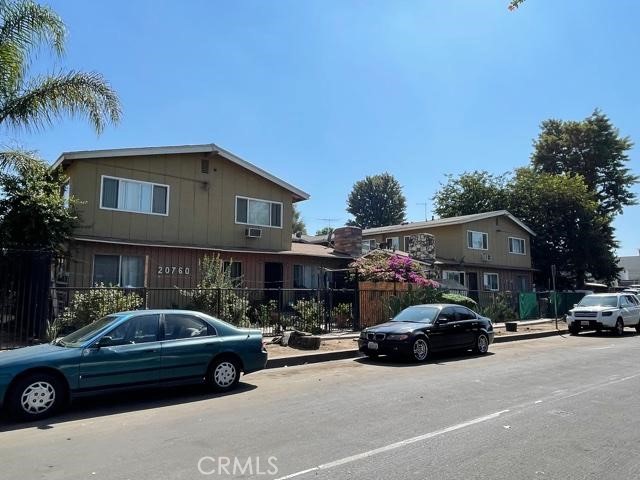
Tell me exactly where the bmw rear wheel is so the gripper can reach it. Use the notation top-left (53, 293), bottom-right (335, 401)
top-left (411, 337), bottom-right (429, 362)
top-left (474, 334), bottom-right (490, 354)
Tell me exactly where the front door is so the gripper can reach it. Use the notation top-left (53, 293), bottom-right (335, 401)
top-left (79, 314), bottom-right (161, 391)
top-left (467, 272), bottom-right (479, 302)
top-left (264, 262), bottom-right (283, 302)
top-left (454, 306), bottom-right (479, 347)
top-left (430, 307), bottom-right (458, 350)
top-left (160, 313), bottom-right (221, 382)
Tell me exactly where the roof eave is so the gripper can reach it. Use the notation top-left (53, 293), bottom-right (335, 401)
top-left (52, 143), bottom-right (310, 201)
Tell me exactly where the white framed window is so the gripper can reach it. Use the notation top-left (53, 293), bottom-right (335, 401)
top-left (386, 237), bottom-right (400, 250)
top-left (93, 254), bottom-right (145, 287)
top-left (361, 239), bottom-right (376, 254)
top-left (483, 273), bottom-right (499, 291)
top-left (443, 270), bottom-right (465, 286)
top-left (467, 230), bottom-right (488, 250)
top-left (403, 236), bottom-right (412, 252)
top-left (100, 175), bottom-right (169, 216)
top-left (235, 196), bottom-right (282, 228)
top-left (508, 237), bottom-right (526, 255)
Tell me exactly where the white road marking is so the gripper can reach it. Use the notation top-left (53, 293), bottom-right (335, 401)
top-left (276, 372), bottom-right (640, 480)
top-left (273, 410), bottom-right (510, 480)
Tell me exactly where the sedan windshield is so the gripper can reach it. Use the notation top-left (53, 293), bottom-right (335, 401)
top-left (57, 315), bottom-right (121, 347)
top-left (578, 295), bottom-right (618, 308)
top-left (391, 306), bottom-right (439, 323)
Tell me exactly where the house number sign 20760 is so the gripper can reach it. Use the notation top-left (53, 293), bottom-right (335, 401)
top-left (157, 266), bottom-right (191, 275)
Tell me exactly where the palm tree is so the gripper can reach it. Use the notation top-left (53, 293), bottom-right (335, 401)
top-left (0, 0), bottom-right (121, 170)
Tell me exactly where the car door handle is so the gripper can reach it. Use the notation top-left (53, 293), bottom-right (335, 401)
top-left (142, 348), bottom-right (159, 353)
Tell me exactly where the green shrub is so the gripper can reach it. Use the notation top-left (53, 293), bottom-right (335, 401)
top-left (385, 286), bottom-right (442, 317)
top-left (48, 285), bottom-right (143, 339)
top-left (258, 299), bottom-right (279, 326)
top-left (331, 303), bottom-right (352, 328)
top-left (180, 255), bottom-right (251, 327)
top-left (481, 292), bottom-right (516, 322)
top-left (440, 293), bottom-right (478, 310)
top-left (292, 298), bottom-right (325, 334)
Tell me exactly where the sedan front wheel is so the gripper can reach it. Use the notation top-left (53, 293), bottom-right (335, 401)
top-left (410, 337), bottom-right (429, 362)
top-left (7, 373), bottom-right (65, 421)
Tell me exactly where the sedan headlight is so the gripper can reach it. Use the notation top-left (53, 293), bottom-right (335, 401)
top-left (360, 330), bottom-right (368, 339)
top-left (387, 334), bottom-right (410, 341)
top-left (601, 311), bottom-right (613, 317)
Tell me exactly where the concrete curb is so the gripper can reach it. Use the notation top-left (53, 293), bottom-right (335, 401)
top-left (265, 328), bottom-right (569, 369)
top-left (493, 328), bottom-right (568, 343)
top-left (266, 349), bottom-right (362, 369)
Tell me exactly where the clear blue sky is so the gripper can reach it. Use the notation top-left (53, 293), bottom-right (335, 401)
top-left (15, 0), bottom-right (640, 255)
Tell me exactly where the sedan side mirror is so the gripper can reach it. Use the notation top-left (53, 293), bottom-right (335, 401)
top-left (95, 336), bottom-right (114, 348)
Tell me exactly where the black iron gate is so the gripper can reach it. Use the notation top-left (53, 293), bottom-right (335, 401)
top-left (0, 249), bottom-right (52, 349)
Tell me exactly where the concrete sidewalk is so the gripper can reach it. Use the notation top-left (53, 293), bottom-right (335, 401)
top-left (265, 319), bottom-right (569, 369)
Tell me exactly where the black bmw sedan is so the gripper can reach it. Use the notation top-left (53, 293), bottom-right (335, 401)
top-left (358, 304), bottom-right (494, 362)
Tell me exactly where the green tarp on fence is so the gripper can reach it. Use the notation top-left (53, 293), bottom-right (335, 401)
top-left (518, 293), bottom-right (539, 320)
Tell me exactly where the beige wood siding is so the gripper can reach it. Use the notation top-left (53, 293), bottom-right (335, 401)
top-left (67, 153), bottom-right (294, 251)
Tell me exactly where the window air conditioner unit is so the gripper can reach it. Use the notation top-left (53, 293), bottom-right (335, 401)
top-left (245, 228), bottom-right (262, 238)
top-left (481, 253), bottom-right (493, 262)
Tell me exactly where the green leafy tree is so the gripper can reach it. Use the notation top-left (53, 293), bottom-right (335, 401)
top-left (347, 172), bottom-right (406, 228)
top-left (0, 160), bottom-right (79, 251)
top-left (432, 168), bottom-right (619, 288)
top-left (292, 204), bottom-right (307, 234)
top-left (433, 171), bottom-right (508, 218)
top-left (506, 168), bottom-right (619, 288)
top-left (315, 226), bottom-right (334, 236)
top-left (531, 109), bottom-right (637, 216)
top-left (0, 0), bottom-right (121, 171)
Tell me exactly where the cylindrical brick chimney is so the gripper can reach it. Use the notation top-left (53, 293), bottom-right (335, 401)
top-left (332, 226), bottom-right (362, 257)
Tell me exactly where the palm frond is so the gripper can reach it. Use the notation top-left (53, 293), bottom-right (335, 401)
top-left (0, 0), bottom-right (65, 56)
top-left (0, 146), bottom-right (42, 172)
top-left (0, 0), bottom-right (66, 97)
top-left (0, 70), bottom-right (121, 133)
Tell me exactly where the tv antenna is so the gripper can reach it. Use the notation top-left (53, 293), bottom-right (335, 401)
top-left (416, 201), bottom-right (428, 221)
top-left (317, 217), bottom-right (341, 228)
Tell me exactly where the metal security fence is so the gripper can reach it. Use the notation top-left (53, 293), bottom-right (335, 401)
top-left (0, 249), bottom-right (53, 349)
top-left (49, 286), bottom-right (359, 337)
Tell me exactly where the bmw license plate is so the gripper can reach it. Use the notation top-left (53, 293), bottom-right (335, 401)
top-left (581, 321), bottom-right (590, 326)
top-left (367, 341), bottom-right (378, 350)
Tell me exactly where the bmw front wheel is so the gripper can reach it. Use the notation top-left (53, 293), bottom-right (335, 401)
top-left (410, 337), bottom-right (429, 362)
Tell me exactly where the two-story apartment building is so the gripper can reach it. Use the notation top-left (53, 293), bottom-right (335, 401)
top-left (362, 211), bottom-right (536, 292)
top-left (53, 144), bottom-right (351, 290)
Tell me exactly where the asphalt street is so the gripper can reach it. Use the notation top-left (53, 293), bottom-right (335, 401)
top-left (1, 331), bottom-right (639, 480)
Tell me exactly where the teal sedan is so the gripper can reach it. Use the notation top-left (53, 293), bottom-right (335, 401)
top-left (0, 310), bottom-right (268, 421)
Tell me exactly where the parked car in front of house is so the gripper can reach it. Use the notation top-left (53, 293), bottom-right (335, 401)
top-left (0, 310), bottom-right (268, 421)
top-left (566, 293), bottom-right (640, 336)
top-left (358, 304), bottom-right (494, 362)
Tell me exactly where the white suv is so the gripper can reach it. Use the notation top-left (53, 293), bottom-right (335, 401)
top-left (566, 293), bottom-right (640, 336)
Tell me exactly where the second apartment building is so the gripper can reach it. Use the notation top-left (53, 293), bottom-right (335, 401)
top-left (362, 211), bottom-right (536, 293)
